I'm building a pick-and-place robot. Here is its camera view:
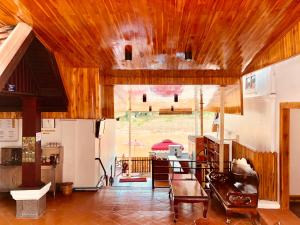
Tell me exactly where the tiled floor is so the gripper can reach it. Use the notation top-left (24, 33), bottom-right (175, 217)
top-left (0, 187), bottom-right (255, 225)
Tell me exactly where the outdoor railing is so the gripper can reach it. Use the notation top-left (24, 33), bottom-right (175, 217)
top-left (116, 157), bottom-right (152, 174)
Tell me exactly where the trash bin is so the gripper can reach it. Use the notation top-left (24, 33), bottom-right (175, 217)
top-left (60, 182), bottom-right (73, 196)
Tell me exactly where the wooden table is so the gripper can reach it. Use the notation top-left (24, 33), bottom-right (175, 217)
top-left (169, 177), bottom-right (209, 222)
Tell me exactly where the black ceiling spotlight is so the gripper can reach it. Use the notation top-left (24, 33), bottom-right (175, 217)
top-left (149, 105), bottom-right (152, 112)
top-left (125, 44), bottom-right (132, 60)
top-left (174, 94), bottom-right (178, 102)
top-left (185, 48), bottom-right (192, 61)
top-left (142, 93), bottom-right (147, 102)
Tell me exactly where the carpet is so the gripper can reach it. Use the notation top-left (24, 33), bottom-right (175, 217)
top-left (119, 177), bottom-right (147, 182)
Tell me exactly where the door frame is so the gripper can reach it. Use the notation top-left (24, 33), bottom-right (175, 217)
top-left (280, 102), bottom-right (300, 209)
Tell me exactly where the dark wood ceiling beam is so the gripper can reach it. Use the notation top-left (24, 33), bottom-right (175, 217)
top-left (0, 22), bottom-right (34, 90)
top-left (104, 69), bottom-right (241, 85)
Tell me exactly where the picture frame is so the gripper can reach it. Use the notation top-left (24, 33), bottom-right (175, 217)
top-left (42, 119), bottom-right (56, 129)
top-left (245, 74), bottom-right (256, 91)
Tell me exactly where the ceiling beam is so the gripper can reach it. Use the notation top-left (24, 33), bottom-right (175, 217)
top-left (0, 22), bottom-right (34, 90)
top-left (104, 69), bottom-right (241, 85)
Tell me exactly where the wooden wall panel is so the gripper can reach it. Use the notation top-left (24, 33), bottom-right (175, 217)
top-left (0, 54), bottom-right (102, 119)
top-left (232, 141), bottom-right (277, 201)
top-left (42, 57), bottom-right (101, 119)
top-left (245, 21), bottom-right (300, 74)
top-left (101, 85), bottom-right (114, 119)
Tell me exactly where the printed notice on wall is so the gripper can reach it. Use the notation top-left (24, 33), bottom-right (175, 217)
top-left (0, 119), bottom-right (19, 142)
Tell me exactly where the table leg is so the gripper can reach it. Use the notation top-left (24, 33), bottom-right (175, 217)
top-left (203, 201), bottom-right (208, 218)
top-left (173, 199), bottom-right (179, 222)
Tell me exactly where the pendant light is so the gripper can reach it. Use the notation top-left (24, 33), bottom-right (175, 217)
top-left (125, 45), bottom-right (132, 60)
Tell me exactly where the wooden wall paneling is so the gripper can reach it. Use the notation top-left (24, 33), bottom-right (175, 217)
top-left (245, 21), bottom-right (300, 74)
top-left (42, 57), bottom-right (101, 119)
top-left (204, 81), bottom-right (243, 115)
top-left (101, 84), bottom-right (114, 119)
top-left (105, 69), bottom-right (241, 85)
top-left (232, 141), bottom-right (277, 201)
top-left (0, 23), bottom-right (34, 90)
top-left (0, 112), bottom-right (21, 119)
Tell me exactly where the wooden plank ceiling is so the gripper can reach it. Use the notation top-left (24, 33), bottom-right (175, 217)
top-left (1, 0), bottom-right (300, 75)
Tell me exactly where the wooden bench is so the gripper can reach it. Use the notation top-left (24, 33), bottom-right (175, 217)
top-left (207, 158), bottom-right (259, 224)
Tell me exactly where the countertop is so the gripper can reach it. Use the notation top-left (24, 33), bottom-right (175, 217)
top-left (204, 132), bottom-right (235, 144)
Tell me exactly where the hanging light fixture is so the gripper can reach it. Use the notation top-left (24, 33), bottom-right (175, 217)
top-left (174, 94), bottom-right (178, 102)
top-left (142, 93), bottom-right (147, 102)
top-left (185, 45), bottom-right (192, 61)
top-left (125, 45), bottom-right (132, 60)
top-left (149, 105), bottom-right (152, 112)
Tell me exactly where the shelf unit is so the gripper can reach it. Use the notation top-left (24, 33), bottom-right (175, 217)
top-left (203, 135), bottom-right (230, 170)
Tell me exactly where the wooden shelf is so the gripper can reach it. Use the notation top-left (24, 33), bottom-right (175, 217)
top-left (204, 135), bottom-right (230, 169)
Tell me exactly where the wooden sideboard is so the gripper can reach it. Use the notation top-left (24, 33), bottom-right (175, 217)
top-left (0, 146), bottom-right (63, 193)
top-left (0, 165), bottom-right (21, 191)
top-left (41, 146), bottom-right (63, 195)
top-left (188, 135), bottom-right (204, 161)
top-left (203, 134), bottom-right (233, 170)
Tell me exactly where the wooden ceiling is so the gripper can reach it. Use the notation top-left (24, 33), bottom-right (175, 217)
top-left (1, 0), bottom-right (300, 74)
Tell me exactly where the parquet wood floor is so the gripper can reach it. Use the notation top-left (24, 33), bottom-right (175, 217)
top-left (0, 187), bottom-right (256, 225)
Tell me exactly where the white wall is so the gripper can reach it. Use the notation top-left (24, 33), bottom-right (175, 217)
top-left (96, 119), bottom-right (116, 179)
top-left (290, 109), bottom-right (300, 195)
top-left (0, 118), bottom-right (117, 187)
top-left (225, 97), bottom-right (275, 151)
top-left (60, 120), bottom-right (76, 184)
top-left (225, 54), bottom-right (300, 153)
top-left (73, 120), bottom-right (96, 187)
top-left (224, 54), bottom-right (300, 200)
top-left (0, 119), bottom-right (22, 149)
top-left (273, 56), bottom-right (300, 151)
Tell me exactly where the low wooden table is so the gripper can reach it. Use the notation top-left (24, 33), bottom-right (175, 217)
top-left (169, 177), bottom-right (209, 222)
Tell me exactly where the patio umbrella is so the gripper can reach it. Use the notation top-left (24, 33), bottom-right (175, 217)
top-left (151, 139), bottom-right (184, 151)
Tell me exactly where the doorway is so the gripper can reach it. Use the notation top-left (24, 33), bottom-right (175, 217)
top-left (280, 102), bottom-right (300, 211)
top-left (289, 109), bottom-right (300, 217)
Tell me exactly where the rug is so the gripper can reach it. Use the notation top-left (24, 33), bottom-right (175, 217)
top-left (119, 177), bottom-right (147, 182)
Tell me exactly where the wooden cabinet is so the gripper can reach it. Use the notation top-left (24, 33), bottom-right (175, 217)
top-left (204, 134), bottom-right (231, 170)
top-left (0, 165), bottom-right (21, 191)
top-left (41, 146), bottom-right (63, 195)
top-left (188, 135), bottom-right (204, 161)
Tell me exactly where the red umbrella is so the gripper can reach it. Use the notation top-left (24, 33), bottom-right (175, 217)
top-left (151, 139), bottom-right (184, 151)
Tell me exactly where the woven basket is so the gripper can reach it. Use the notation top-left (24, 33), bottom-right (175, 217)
top-left (60, 182), bottom-right (73, 196)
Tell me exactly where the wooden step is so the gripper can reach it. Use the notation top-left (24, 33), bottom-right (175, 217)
top-left (258, 209), bottom-right (300, 225)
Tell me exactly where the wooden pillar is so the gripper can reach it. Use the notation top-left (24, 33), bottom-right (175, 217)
top-left (200, 87), bottom-right (204, 137)
top-left (280, 107), bottom-right (290, 210)
top-left (101, 84), bottom-right (114, 118)
top-left (128, 87), bottom-right (132, 176)
top-left (22, 97), bottom-right (42, 187)
top-left (219, 86), bottom-right (225, 172)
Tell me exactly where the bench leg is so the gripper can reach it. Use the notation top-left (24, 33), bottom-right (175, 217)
top-left (250, 212), bottom-right (257, 225)
top-left (173, 199), bottom-right (179, 222)
top-left (225, 211), bottom-right (232, 224)
top-left (203, 201), bottom-right (208, 218)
